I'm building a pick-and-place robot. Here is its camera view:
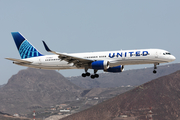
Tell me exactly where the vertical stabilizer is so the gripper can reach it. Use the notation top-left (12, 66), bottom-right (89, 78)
top-left (11, 32), bottom-right (44, 59)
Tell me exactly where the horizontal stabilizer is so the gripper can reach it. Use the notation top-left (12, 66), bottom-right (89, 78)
top-left (5, 58), bottom-right (32, 63)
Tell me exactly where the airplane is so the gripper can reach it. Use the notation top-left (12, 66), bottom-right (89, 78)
top-left (6, 32), bottom-right (176, 79)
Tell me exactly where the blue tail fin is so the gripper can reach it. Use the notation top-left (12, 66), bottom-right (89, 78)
top-left (11, 32), bottom-right (44, 59)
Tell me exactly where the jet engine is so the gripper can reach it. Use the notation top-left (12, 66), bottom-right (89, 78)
top-left (104, 65), bottom-right (124, 72)
top-left (91, 60), bottom-right (110, 70)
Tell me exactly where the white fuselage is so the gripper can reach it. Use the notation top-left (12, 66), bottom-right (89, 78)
top-left (15, 49), bottom-right (176, 71)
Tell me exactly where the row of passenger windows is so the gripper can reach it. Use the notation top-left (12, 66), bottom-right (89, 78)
top-left (85, 56), bottom-right (106, 58)
top-left (45, 59), bottom-right (60, 61)
top-left (130, 53), bottom-right (150, 56)
top-left (45, 53), bottom-right (151, 61)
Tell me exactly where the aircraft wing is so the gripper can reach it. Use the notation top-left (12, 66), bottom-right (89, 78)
top-left (42, 41), bottom-right (94, 67)
top-left (5, 58), bottom-right (32, 64)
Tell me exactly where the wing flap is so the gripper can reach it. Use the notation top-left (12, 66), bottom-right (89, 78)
top-left (42, 41), bottom-right (93, 67)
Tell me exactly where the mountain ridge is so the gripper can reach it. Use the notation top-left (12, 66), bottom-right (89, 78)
top-left (68, 63), bottom-right (180, 88)
top-left (0, 68), bottom-right (83, 115)
top-left (61, 70), bottom-right (180, 120)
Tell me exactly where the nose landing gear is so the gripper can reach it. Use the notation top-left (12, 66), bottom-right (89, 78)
top-left (153, 70), bottom-right (157, 74)
top-left (153, 63), bottom-right (159, 74)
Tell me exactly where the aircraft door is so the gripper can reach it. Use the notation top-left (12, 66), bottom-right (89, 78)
top-left (39, 58), bottom-right (42, 65)
top-left (155, 51), bottom-right (158, 58)
top-left (122, 52), bottom-right (125, 60)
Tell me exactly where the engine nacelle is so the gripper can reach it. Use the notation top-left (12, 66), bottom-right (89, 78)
top-left (104, 65), bottom-right (124, 73)
top-left (91, 60), bottom-right (110, 70)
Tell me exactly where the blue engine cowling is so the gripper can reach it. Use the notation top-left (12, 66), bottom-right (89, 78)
top-left (91, 60), bottom-right (109, 70)
top-left (104, 65), bottom-right (124, 72)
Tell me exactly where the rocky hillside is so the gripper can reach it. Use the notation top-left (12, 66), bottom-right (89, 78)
top-left (0, 111), bottom-right (36, 120)
top-left (0, 68), bottom-right (83, 115)
top-left (68, 63), bottom-right (180, 88)
top-left (0, 84), bottom-right (5, 88)
top-left (61, 70), bottom-right (180, 120)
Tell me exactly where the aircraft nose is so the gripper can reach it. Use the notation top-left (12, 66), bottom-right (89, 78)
top-left (171, 55), bottom-right (176, 61)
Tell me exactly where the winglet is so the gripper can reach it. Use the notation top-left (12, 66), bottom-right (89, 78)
top-left (42, 41), bottom-right (61, 55)
top-left (42, 41), bottom-right (52, 52)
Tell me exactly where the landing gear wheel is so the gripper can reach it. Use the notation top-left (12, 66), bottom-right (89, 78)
top-left (82, 73), bottom-right (86, 77)
top-left (94, 74), bottom-right (99, 78)
top-left (82, 72), bottom-right (91, 77)
top-left (90, 74), bottom-right (99, 79)
top-left (91, 75), bottom-right (95, 79)
top-left (86, 72), bottom-right (90, 76)
top-left (153, 63), bottom-right (159, 74)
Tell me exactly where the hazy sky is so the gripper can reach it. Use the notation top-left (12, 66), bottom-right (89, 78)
top-left (1, 0), bottom-right (180, 85)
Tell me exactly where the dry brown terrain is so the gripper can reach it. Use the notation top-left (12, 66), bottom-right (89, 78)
top-left (61, 70), bottom-right (180, 120)
top-left (0, 68), bottom-right (82, 115)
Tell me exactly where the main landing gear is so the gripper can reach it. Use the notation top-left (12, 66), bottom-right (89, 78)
top-left (81, 68), bottom-right (99, 79)
top-left (90, 69), bottom-right (99, 79)
top-left (82, 72), bottom-right (90, 77)
top-left (153, 63), bottom-right (159, 74)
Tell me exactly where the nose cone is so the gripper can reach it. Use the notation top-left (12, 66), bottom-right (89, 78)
top-left (171, 55), bottom-right (176, 61)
